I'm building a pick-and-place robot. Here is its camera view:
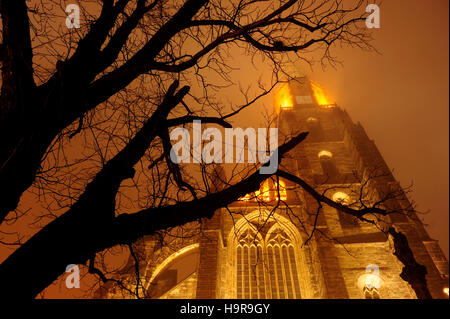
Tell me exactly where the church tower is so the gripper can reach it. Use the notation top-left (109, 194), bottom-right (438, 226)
top-left (101, 77), bottom-right (449, 299)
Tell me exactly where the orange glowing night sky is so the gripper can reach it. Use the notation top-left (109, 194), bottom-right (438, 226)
top-left (233, 0), bottom-right (449, 257)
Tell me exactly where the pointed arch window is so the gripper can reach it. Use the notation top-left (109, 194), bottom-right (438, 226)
top-left (363, 285), bottom-right (381, 299)
top-left (147, 245), bottom-right (199, 299)
top-left (236, 228), bottom-right (265, 299)
top-left (235, 224), bottom-right (301, 299)
top-left (318, 150), bottom-right (339, 178)
top-left (266, 227), bottom-right (301, 299)
top-left (358, 271), bottom-right (382, 299)
top-left (332, 191), bottom-right (360, 228)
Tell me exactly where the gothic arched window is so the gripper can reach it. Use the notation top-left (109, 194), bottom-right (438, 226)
top-left (363, 285), bottom-right (381, 299)
top-left (146, 245), bottom-right (199, 299)
top-left (332, 191), bottom-right (360, 228)
top-left (358, 271), bottom-right (382, 299)
top-left (235, 223), bottom-right (302, 299)
top-left (236, 228), bottom-right (265, 299)
top-left (318, 150), bottom-right (339, 178)
top-left (266, 227), bottom-right (301, 299)
top-left (306, 117), bottom-right (324, 141)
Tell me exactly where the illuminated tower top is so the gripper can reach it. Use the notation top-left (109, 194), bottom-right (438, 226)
top-left (273, 77), bottom-right (335, 113)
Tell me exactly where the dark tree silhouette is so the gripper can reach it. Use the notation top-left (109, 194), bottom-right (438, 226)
top-left (0, 0), bottom-right (431, 299)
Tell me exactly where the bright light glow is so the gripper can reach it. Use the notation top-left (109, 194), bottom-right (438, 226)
top-left (261, 180), bottom-right (271, 201)
top-left (365, 274), bottom-right (381, 289)
top-left (444, 287), bottom-right (449, 296)
top-left (275, 84), bottom-right (294, 111)
top-left (273, 180), bottom-right (287, 201)
top-left (332, 191), bottom-right (349, 204)
top-left (311, 81), bottom-right (332, 106)
top-left (318, 150), bottom-right (333, 159)
top-left (357, 274), bottom-right (382, 290)
top-left (238, 193), bottom-right (252, 201)
top-left (240, 179), bottom-right (287, 202)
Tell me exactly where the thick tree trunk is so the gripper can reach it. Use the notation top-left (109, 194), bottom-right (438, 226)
top-left (0, 130), bottom-right (51, 223)
top-left (0, 0), bottom-right (40, 222)
top-left (0, 208), bottom-right (112, 299)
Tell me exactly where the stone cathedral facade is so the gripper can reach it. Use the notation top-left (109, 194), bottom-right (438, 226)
top-left (101, 77), bottom-right (448, 299)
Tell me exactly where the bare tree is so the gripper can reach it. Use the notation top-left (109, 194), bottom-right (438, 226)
top-left (0, 0), bottom-right (431, 299)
